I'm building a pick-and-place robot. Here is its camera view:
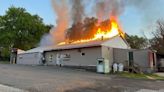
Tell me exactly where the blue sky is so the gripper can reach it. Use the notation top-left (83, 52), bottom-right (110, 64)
top-left (0, 0), bottom-right (55, 25)
top-left (0, 0), bottom-right (164, 37)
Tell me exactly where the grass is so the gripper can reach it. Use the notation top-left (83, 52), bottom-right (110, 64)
top-left (0, 61), bottom-right (10, 64)
top-left (118, 72), bottom-right (164, 80)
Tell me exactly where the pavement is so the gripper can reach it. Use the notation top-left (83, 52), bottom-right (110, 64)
top-left (0, 64), bottom-right (163, 92)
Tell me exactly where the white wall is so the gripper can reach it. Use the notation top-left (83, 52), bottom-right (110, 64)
top-left (45, 47), bottom-right (102, 66)
top-left (17, 52), bottom-right (42, 65)
top-left (44, 51), bottom-right (57, 65)
top-left (101, 46), bottom-right (113, 71)
top-left (102, 36), bottom-right (130, 49)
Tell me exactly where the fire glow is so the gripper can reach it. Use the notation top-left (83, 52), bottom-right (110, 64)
top-left (58, 16), bottom-right (124, 45)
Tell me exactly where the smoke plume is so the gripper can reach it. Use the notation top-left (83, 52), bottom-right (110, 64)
top-left (40, 0), bottom-right (85, 46)
top-left (95, 0), bottom-right (125, 22)
top-left (71, 0), bottom-right (84, 23)
top-left (39, 33), bottom-right (54, 46)
top-left (51, 0), bottom-right (70, 44)
top-left (39, 0), bottom-right (164, 46)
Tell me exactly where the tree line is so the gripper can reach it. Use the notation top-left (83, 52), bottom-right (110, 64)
top-left (0, 6), bottom-right (164, 60)
top-left (0, 7), bottom-right (51, 59)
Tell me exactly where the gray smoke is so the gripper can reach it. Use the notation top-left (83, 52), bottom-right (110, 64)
top-left (94, 0), bottom-right (164, 35)
top-left (94, 0), bottom-right (164, 22)
top-left (71, 0), bottom-right (84, 23)
top-left (39, 33), bottom-right (54, 46)
top-left (40, 0), bottom-right (85, 46)
top-left (39, 0), bottom-right (164, 46)
top-left (95, 0), bottom-right (125, 22)
top-left (51, 0), bottom-right (70, 44)
top-left (39, 0), bottom-right (70, 46)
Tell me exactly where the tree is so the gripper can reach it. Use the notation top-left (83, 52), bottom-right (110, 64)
top-left (150, 19), bottom-right (164, 54)
top-left (125, 34), bottom-right (148, 49)
top-left (0, 7), bottom-right (50, 57)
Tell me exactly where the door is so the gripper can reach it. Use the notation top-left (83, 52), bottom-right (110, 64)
top-left (56, 54), bottom-right (60, 65)
top-left (129, 51), bottom-right (134, 66)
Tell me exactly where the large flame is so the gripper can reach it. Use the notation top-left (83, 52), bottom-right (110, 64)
top-left (58, 16), bottom-right (124, 45)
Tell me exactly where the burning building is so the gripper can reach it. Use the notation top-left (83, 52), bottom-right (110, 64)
top-left (16, 16), bottom-right (157, 73)
top-left (44, 35), bottom-right (130, 70)
top-left (17, 16), bottom-right (130, 71)
top-left (15, 0), bottom-right (157, 73)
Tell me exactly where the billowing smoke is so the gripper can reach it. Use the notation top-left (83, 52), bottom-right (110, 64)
top-left (95, 0), bottom-right (163, 23)
top-left (40, 0), bottom-right (164, 46)
top-left (40, 0), bottom-right (85, 46)
top-left (95, 0), bottom-right (125, 22)
top-left (71, 0), bottom-right (84, 23)
top-left (51, 0), bottom-right (70, 44)
top-left (39, 33), bottom-right (54, 46)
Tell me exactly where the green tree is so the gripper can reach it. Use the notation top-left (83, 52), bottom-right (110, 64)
top-left (125, 34), bottom-right (148, 49)
top-left (0, 7), bottom-right (50, 57)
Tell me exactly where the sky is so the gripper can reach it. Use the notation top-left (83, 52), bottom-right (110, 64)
top-left (0, 0), bottom-right (164, 37)
top-left (0, 0), bottom-right (55, 25)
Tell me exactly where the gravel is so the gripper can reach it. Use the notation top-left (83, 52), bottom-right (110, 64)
top-left (0, 64), bottom-right (163, 92)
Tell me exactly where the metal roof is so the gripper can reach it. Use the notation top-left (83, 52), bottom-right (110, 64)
top-left (19, 35), bottom-right (130, 54)
top-left (46, 39), bottom-right (106, 51)
top-left (45, 35), bottom-right (124, 51)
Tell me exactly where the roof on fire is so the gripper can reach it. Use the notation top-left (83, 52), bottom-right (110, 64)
top-left (19, 35), bottom-right (130, 54)
top-left (45, 35), bottom-right (130, 51)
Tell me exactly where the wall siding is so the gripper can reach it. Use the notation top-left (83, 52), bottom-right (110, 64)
top-left (113, 48), bottom-right (129, 67)
top-left (133, 50), bottom-right (149, 67)
top-left (45, 47), bottom-right (102, 66)
top-left (17, 52), bottom-right (42, 65)
top-left (102, 36), bottom-right (130, 49)
top-left (101, 46), bottom-right (113, 71)
top-left (44, 51), bottom-right (57, 65)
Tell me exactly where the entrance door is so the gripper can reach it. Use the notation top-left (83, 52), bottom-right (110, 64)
top-left (56, 54), bottom-right (60, 65)
top-left (129, 51), bottom-right (134, 66)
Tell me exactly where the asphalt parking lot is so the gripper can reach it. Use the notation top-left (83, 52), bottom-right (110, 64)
top-left (0, 64), bottom-right (164, 92)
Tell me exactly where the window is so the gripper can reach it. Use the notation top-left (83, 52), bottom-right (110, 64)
top-left (49, 55), bottom-right (53, 62)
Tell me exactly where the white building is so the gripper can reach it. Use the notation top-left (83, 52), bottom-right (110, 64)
top-left (44, 36), bottom-right (130, 71)
top-left (17, 36), bottom-right (129, 68)
top-left (16, 47), bottom-right (50, 65)
top-left (16, 35), bottom-right (157, 73)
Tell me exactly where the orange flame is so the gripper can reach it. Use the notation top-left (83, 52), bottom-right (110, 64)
top-left (58, 16), bottom-right (124, 45)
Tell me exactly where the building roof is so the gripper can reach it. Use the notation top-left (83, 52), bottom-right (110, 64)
top-left (19, 35), bottom-right (130, 54)
top-left (46, 35), bottom-right (130, 51)
top-left (47, 39), bottom-right (106, 51)
top-left (19, 47), bottom-right (51, 54)
top-left (17, 49), bottom-right (25, 54)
